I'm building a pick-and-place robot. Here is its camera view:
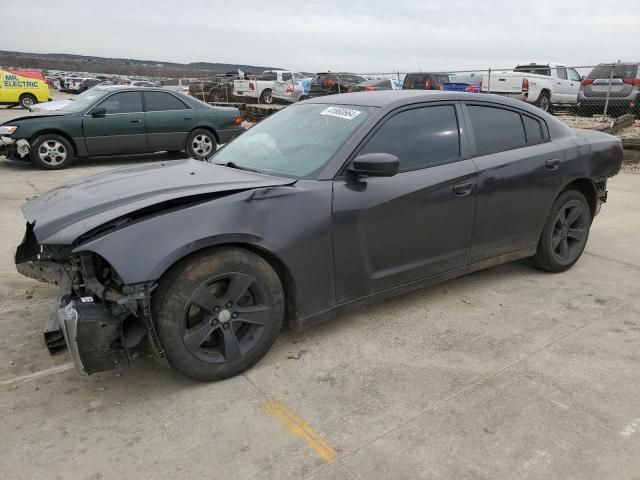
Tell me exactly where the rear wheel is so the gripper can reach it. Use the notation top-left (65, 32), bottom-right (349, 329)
top-left (19, 94), bottom-right (37, 109)
top-left (30, 134), bottom-right (74, 169)
top-left (186, 128), bottom-right (216, 160)
top-left (152, 247), bottom-right (285, 381)
top-left (531, 190), bottom-right (591, 272)
top-left (259, 88), bottom-right (273, 104)
top-left (535, 91), bottom-right (552, 113)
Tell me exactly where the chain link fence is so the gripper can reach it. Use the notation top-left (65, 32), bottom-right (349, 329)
top-left (185, 63), bottom-right (640, 137)
top-left (328, 63), bottom-right (640, 136)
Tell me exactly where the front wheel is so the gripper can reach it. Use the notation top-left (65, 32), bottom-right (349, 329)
top-left (152, 247), bottom-right (285, 381)
top-left (186, 128), bottom-right (216, 160)
top-left (30, 134), bottom-right (74, 169)
top-left (530, 190), bottom-right (591, 272)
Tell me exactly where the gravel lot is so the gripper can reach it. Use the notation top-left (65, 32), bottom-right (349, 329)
top-left (1, 101), bottom-right (640, 479)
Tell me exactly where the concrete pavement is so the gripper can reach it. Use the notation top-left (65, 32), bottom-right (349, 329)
top-left (0, 154), bottom-right (639, 479)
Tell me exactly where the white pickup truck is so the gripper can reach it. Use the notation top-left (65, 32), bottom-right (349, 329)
top-left (233, 70), bottom-right (306, 104)
top-left (481, 63), bottom-right (582, 112)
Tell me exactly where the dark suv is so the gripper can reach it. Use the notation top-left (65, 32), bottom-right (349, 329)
top-left (578, 62), bottom-right (640, 115)
top-left (308, 73), bottom-right (368, 98)
top-left (402, 72), bottom-right (452, 91)
top-left (189, 74), bottom-right (238, 103)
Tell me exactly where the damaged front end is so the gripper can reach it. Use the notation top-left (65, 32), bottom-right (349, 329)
top-left (0, 136), bottom-right (30, 160)
top-left (15, 222), bottom-right (158, 375)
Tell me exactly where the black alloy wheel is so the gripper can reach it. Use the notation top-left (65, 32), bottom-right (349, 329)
top-left (551, 200), bottom-right (588, 263)
top-left (153, 247), bottom-right (284, 381)
top-left (181, 272), bottom-right (270, 364)
top-left (531, 190), bottom-right (591, 272)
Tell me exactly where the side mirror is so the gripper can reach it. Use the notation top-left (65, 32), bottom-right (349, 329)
top-left (90, 106), bottom-right (106, 117)
top-left (348, 153), bottom-right (399, 177)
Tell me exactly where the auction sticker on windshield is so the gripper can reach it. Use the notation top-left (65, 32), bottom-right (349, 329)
top-left (320, 106), bottom-right (362, 120)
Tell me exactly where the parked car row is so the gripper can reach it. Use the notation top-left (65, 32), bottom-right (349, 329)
top-left (204, 62), bottom-right (640, 117)
top-left (0, 86), bottom-right (244, 169)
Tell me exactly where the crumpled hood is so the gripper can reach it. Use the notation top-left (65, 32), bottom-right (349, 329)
top-left (23, 159), bottom-right (295, 244)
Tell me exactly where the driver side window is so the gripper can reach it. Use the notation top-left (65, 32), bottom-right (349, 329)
top-left (93, 91), bottom-right (142, 114)
top-left (360, 105), bottom-right (460, 171)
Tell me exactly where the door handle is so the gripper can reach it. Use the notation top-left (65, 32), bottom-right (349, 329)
top-left (545, 158), bottom-right (560, 171)
top-left (130, 119), bottom-right (141, 123)
top-left (184, 117), bottom-right (193, 120)
top-left (452, 182), bottom-right (473, 197)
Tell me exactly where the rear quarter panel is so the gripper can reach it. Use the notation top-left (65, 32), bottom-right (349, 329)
top-left (566, 129), bottom-right (624, 180)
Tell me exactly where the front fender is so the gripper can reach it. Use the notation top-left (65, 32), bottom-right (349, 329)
top-left (73, 181), bottom-right (335, 318)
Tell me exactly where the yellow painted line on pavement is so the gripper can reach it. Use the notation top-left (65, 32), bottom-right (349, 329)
top-left (261, 400), bottom-right (337, 464)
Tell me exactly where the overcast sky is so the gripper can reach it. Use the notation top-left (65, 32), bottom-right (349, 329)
top-left (2, 0), bottom-right (637, 73)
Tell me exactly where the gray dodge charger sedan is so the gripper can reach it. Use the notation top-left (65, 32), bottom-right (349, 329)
top-left (15, 91), bottom-right (623, 381)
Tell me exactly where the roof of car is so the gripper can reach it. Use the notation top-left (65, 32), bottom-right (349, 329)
top-left (303, 90), bottom-right (558, 116)
top-left (92, 85), bottom-right (174, 93)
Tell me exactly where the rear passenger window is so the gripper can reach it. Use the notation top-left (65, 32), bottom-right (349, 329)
top-left (467, 105), bottom-right (526, 154)
top-left (360, 105), bottom-right (460, 171)
top-left (522, 115), bottom-right (544, 143)
top-left (144, 91), bottom-right (188, 112)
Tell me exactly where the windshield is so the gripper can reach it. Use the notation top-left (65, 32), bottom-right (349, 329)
top-left (213, 103), bottom-right (375, 178)
top-left (60, 89), bottom-right (109, 112)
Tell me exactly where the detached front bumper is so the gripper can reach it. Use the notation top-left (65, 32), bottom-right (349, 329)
top-left (0, 136), bottom-right (30, 161)
top-left (56, 297), bottom-right (121, 375)
top-left (16, 223), bottom-right (121, 375)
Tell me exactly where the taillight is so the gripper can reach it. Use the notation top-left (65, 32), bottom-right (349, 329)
top-left (286, 85), bottom-right (294, 93)
top-left (425, 78), bottom-right (432, 89)
top-left (249, 82), bottom-right (255, 90)
top-left (323, 79), bottom-right (336, 87)
top-left (522, 78), bottom-right (529, 93)
top-left (623, 77), bottom-right (640, 86)
top-left (466, 85), bottom-right (479, 93)
top-left (234, 115), bottom-right (242, 125)
top-left (581, 79), bottom-right (594, 86)
top-left (364, 85), bottom-right (375, 92)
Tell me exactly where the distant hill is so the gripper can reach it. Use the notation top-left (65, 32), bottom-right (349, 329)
top-left (0, 50), bottom-right (283, 77)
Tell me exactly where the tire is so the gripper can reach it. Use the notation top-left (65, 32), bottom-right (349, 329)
top-left (30, 134), bottom-right (74, 169)
top-left (530, 190), bottom-right (591, 273)
top-left (535, 91), bottom-right (552, 113)
top-left (259, 88), bottom-right (273, 104)
top-left (186, 128), bottom-right (216, 160)
top-left (19, 93), bottom-right (37, 109)
top-left (152, 247), bottom-right (285, 381)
